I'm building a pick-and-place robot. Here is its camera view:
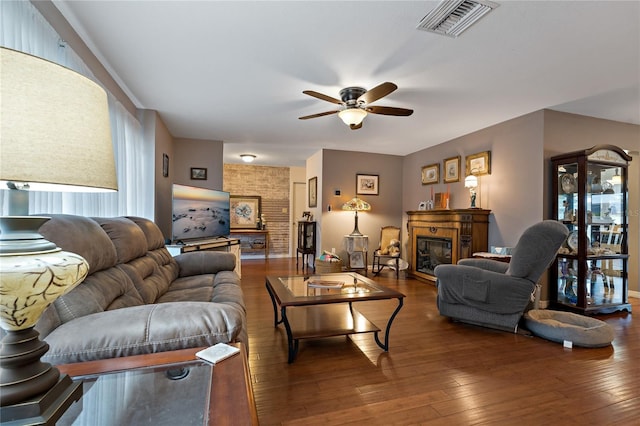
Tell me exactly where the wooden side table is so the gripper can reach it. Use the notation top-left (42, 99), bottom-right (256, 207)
top-left (57, 344), bottom-right (258, 426)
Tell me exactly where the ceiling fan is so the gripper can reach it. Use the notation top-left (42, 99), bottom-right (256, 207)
top-left (298, 82), bottom-right (413, 130)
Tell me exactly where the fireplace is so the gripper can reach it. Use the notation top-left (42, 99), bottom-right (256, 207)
top-left (407, 209), bottom-right (490, 282)
top-left (416, 236), bottom-right (452, 276)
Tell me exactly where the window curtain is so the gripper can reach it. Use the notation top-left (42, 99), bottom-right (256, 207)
top-left (0, 0), bottom-right (152, 218)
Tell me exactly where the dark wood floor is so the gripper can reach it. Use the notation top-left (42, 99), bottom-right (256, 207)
top-left (242, 258), bottom-right (639, 426)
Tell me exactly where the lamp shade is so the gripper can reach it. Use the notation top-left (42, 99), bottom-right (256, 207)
top-left (338, 108), bottom-right (367, 126)
top-left (0, 47), bottom-right (117, 192)
top-left (464, 175), bottom-right (478, 188)
top-left (342, 197), bottom-right (371, 212)
top-left (342, 197), bottom-right (370, 236)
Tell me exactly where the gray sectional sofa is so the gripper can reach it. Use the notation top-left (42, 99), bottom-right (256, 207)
top-left (34, 214), bottom-right (247, 365)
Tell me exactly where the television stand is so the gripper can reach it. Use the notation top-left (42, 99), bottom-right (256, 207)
top-left (167, 237), bottom-right (242, 277)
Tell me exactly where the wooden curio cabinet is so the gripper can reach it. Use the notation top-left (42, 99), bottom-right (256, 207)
top-left (406, 209), bottom-right (491, 282)
top-left (296, 221), bottom-right (316, 271)
top-left (550, 145), bottom-right (632, 314)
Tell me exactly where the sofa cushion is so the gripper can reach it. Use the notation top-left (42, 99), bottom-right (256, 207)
top-left (52, 267), bottom-right (144, 324)
top-left (175, 251), bottom-right (236, 277)
top-left (127, 216), bottom-right (167, 250)
top-left (118, 258), bottom-right (170, 304)
top-left (94, 217), bottom-right (148, 264)
top-left (38, 214), bottom-right (117, 275)
top-left (42, 302), bottom-right (246, 364)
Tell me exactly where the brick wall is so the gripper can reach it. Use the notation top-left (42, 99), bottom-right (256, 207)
top-left (223, 164), bottom-right (290, 256)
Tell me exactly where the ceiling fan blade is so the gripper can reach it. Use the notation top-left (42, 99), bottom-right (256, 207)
top-left (350, 122), bottom-right (363, 130)
top-left (365, 105), bottom-right (413, 116)
top-left (302, 90), bottom-right (343, 105)
top-left (358, 82), bottom-right (397, 104)
top-left (298, 110), bottom-right (339, 120)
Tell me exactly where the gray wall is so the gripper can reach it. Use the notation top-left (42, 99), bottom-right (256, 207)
top-left (310, 149), bottom-right (404, 263)
top-left (149, 110), bottom-right (174, 239)
top-left (403, 111), bottom-right (545, 250)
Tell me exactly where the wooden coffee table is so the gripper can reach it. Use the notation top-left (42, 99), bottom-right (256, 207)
top-left (265, 272), bottom-right (405, 363)
top-left (56, 344), bottom-right (257, 425)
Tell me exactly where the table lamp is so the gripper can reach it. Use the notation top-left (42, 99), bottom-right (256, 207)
top-left (0, 47), bottom-right (117, 422)
top-left (464, 174), bottom-right (478, 208)
top-left (342, 197), bottom-right (371, 236)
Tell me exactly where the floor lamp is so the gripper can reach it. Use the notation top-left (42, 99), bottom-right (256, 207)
top-left (0, 47), bottom-right (117, 423)
top-left (342, 197), bottom-right (371, 236)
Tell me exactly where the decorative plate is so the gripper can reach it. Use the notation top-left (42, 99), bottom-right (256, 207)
top-left (567, 231), bottom-right (590, 252)
top-left (561, 173), bottom-right (576, 194)
top-left (567, 231), bottom-right (579, 251)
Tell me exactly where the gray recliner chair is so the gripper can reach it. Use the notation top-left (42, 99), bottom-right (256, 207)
top-left (434, 220), bottom-right (569, 333)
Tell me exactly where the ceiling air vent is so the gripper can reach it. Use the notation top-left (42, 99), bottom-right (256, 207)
top-left (417, 0), bottom-right (499, 38)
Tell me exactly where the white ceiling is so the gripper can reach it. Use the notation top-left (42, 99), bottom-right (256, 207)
top-left (53, 1), bottom-right (640, 167)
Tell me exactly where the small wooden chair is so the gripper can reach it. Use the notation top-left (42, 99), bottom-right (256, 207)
top-left (372, 226), bottom-right (401, 278)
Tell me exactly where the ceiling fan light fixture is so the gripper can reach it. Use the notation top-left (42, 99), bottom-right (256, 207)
top-left (240, 154), bottom-right (256, 163)
top-left (338, 108), bottom-right (367, 126)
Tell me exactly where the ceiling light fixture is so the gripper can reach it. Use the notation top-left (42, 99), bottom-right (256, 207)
top-left (417, 0), bottom-right (499, 38)
top-left (240, 154), bottom-right (256, 163)
top-left (338, 108), bottom-right (367, 126)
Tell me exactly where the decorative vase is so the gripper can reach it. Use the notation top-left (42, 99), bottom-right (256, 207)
top-left (0, 216), bottom-right (89, 405)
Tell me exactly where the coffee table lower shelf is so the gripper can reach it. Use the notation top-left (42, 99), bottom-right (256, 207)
top-left (288, 304), bottom-right (380, 340)
top-left (283, 304), bottom-right (383, 363)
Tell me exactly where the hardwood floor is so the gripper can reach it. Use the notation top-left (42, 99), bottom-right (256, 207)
top-left (242, 258), bottom-right (639, 426)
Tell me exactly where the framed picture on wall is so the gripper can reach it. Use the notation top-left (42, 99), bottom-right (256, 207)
top-left (465, 151), bottom-right (491, 175)
top-left (162, 153), bottom-right (169, 178)
top-left (443, 156), bottom-right (460, 183)
top-left (191, 167), bottom-right (207, 180)
top-left (356, 174), bottom-right (379, 195)
top-left (308, 177), bottom-right (317, 207)
top-left (230, 195), bottom-right (261, 229)
top-left (421, 163), bottom-right (439, 185)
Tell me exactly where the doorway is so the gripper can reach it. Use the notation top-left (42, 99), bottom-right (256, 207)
top-left (291, 181), bottom-right (306, 257)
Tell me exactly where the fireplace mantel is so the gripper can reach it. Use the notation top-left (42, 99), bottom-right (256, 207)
top-left (407, 209), bottom-right (491, 282)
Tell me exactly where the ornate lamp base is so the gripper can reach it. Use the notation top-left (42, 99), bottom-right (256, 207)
top-left (0, 328), bottom-right (59, 405)
top-left (0, 216), bottom-right (89, 420)
top-left (0, 372), bottom-right (82, 425)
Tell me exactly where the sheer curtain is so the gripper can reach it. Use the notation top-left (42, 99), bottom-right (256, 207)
top-left (0, 0), bottom-right (152, 219)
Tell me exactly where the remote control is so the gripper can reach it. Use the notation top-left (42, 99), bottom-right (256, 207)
top-left (196, 343), bottom-right (240, 365)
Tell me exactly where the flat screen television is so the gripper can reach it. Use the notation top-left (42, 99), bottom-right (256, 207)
top-left (171, 184), bottom-right (230, 243)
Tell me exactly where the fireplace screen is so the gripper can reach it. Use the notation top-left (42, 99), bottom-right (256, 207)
top-left (416, 236), bottom-right (452, 276)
